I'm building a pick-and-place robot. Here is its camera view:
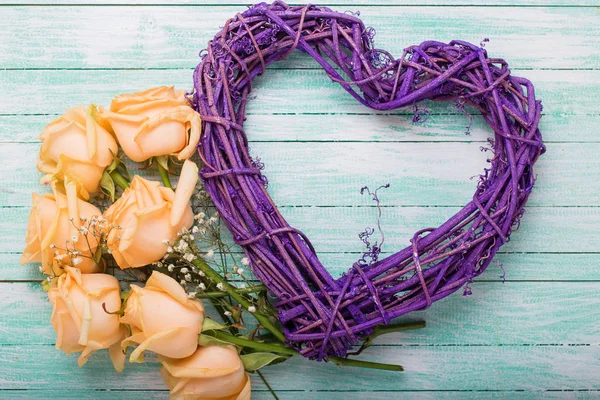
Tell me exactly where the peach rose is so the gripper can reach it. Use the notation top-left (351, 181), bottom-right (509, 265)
top-left (160, 346), bottom-right (251, 400)
top-left (48, 267), bottom-right (126, 371)
top-left (20, 180), bottom-right (103, 275)
top-left (120, 271), bottom-right (205, 362)
top-left (38, 105), bottom-right (118, 199)
top-left (104, 160), bottom-right (198, 269)
top-left (100, 86), bottom-right (201, 162)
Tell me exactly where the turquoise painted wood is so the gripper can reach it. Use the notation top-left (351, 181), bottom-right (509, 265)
top-left (1, 1), bottom-right (599, 399)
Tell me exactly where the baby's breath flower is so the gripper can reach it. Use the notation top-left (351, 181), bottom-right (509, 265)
top-left (198, 282), bottom-right (206, 290)
top-left (167, 264), bottom-right (174, 272)
top-left (248, 306), bottom-right (256, 313)
top-left (184, 273), bottom-right (192, 282)
top-left (241, 257), bottom-right (250, 266)
top-left (38, 266), bottom-right (44, 273)
top-left (188, 292), bottom-right (197, 298)
top-left (192, 226), bottom-right (199, 234)
top-left (183, 253), bottom-right (195, 262)
top-left (224, 311), bottom-right (232, 316)
top-left (167, 246), bottom-right (173, 253)
top-left (72, 257), bottom-right (82, 266)
top-left (205, 249), bottom-right (214, 259)
top-left (49, 244), bottom-right (56, 249)
top-left (236, 268), bottom-right (244, 276)
top-left (162, 239), bottom-right (170, 245)
top-left (216, 282), bottom-right (225, 291)
top-left (180, 279), bottom-right (186, 285)
top-left (180, 267), bottom-right (189, 274)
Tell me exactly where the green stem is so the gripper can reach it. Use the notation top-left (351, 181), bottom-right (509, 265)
top-left (371, 321), bottom-right (426, 339)
top-left (330, 356), bottom-right (403, 371)
top-left (192, 258), bottom-right (286, 343)
top-left (109, 170), bottom-right (129, 190)
top-left (209, 331), bottom-right (404, 372)
top-left (157, 162), bottom-right (172, 189)
top-left (211, 331), bottom-right (296, 356)
top-left (197, 284), bottom-right (267, 299)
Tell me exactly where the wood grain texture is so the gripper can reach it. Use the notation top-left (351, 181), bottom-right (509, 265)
top-left (6, 253), bottom-right (600, 281)
top-left (1, 343), bottom-right (599, 391)
top-left (2, 114), bottom-right (600, 143)
top-left (1, 6), bottom-right (599, 69)
top-left (1, 69), bottom-right (598, 116)
top-left (4, 1), bottom-right (598, 6)
top-left (1, 0), bottom-right (598, 398)
top-left (4, 206), bottom-right (600, 254)
top-left (1, 141), bottom-right (598, 207)
top-left (3, 281), bottom-right (599, 346)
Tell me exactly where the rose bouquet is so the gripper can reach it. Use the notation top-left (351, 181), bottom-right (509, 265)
top-left (21, 86), bottom-right (424, 399)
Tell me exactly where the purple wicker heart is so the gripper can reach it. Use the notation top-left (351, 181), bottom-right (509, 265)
top-left (192, 1), bottom-right (545, 360)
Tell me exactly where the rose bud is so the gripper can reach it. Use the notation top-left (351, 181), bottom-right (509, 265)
top-left (100, 86), bottom-right (201, 162)
top-left (20, 179), bottom-right (103, 275)
top-left (48, 267), bottom-right (126, 371)
top-left (120, 271), bottom-right (205, 361)
top-left (104, 160), bottom-right (198, 269)
top-left (37, 105), bottom-right (118, 199)
top-left (160, 346), bottom-right (251, 400)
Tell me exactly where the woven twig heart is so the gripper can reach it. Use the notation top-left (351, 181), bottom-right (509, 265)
top-left (192, 1), bottom-right (545, 360)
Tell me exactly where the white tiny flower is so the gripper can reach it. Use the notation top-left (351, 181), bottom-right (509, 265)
top-left (236, 268), bottom-right (244, 276)
top-left (107, 248), bottom-right (113, 254)
top-left (167, 246), bottom-right (173, 253)
top-left (72, 257), bottom-right (82, 266)
top-left (162, 239), bottom-right (170, 245)
top-left (192, 226), bottom-right (199, 234)
top-left (184, 273), bottom-right (192, 282)
top-left (167, 264), bottom-right (174, 272)
top-left (205, 249), bottom-right (214, 259)
top-left (216, 282), bottom-right (225, 291)
top-left (241, 257), bottom-right (250, 266)
top-left (55, 254), bottom-right (65, 261)
top-left (198, 283), bottom-right (206, 290)
top-left (183, 253), bottom-right (195, 262)
top-left (224, 311), bottom-right (232, 316)
top-left (79, 227), bottom-right (89, 235)
top-left (46, 277), bottom-right (52, 282)
top-left (188, 292), bottom-right (197, 298)
top-left (49, 244), bottom-right (56, 249)
top-left (156, 261), bottom-right (163, 268)
top-left (248, 306), bottom-right (256, 313)
top-left (38, 266), bottom-right (43, 273)
top-left (197, 270), bottom-right (205, 277)
top-left (180, 267), bottom-right (189, 273)
top-left (187, 234), bottom-right (194, 241)
top-left (180, 279), bottom-right (186, 285)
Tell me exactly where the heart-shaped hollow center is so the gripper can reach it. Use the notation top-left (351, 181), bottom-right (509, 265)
top-left (192, 1), bottom-right (545, 360)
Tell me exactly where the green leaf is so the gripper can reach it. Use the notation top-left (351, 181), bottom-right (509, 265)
top-left (240, 352), bottom-right (288, 372)
top-left (198, 334), bottom-right (235, 348)
top-left (40, 279), bottom-right (51, 293)
top-left (99, 170), bottom-right (115, 201)
top-left (202, 318), bottom-right (227, 332)
top-left (155, 155), bottom-right (170, 172)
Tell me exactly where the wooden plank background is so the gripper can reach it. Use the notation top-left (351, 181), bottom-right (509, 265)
top-left (1, 0), bottom-right (599, 399)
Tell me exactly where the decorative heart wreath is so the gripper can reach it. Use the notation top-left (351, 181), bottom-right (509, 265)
top-left (192, 1), bottom-right (546, 360)
top-left (22, 1), bottom-right (547, 397)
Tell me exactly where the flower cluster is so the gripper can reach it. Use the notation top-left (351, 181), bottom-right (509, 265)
top-left (22, 86), bottom-right (422, 400)
top-left (22, 87), bottom-right (251, 400)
